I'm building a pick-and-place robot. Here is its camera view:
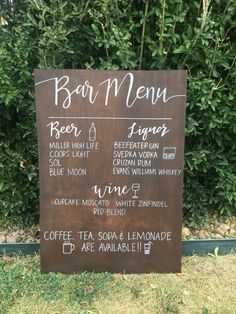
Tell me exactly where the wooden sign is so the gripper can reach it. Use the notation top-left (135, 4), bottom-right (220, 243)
top-left (34, 69), bottom-right (187, 273)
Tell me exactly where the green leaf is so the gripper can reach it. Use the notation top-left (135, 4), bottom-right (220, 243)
top-left (91, 24), bottom-right (100, 35)
top-left (27, 13), bottom-right (38, 27)
top-left (173, 46), bottom-right (186, 53)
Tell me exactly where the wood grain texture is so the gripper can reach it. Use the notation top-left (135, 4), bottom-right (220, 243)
top-left (34, 70), bottom-right (187, 273)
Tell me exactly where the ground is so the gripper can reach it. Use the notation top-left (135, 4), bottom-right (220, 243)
top-left (1, 254), bottom-right (236, 313)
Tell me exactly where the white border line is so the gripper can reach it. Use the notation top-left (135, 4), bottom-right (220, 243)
top-left (48, 117), bottom-right (172, 120)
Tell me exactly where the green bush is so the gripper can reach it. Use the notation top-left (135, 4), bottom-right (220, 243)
top-left (0, 0), bottom-right (235, 227)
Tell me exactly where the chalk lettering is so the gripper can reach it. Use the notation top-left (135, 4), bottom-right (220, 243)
top-left (113, 167), bottom-right (130, 175)
top-left (82, 199), bottom-right (109, 206)
top-left (116, 200), bottom-right (136, 207)
top-left (138, 200), bottom-right (168, 208)
top-left (91, 183), bottom-right (130, 199)
top-left (36, 76), bottom-right (99, 108)
top-left (49, 151), bottom-right (70, 158)
top-left (49, 168), bottom-right (64, 176)
top-left (47, 121), bottom-right (82, 139)
top-left (78, 231), bottom-right (94, 240)
top-left (113, 141), bottom-right (149, 149)
top-left (81, 242), bottom-right (95, 252)
top-left (113, 159), bottom-right (135, 166)
top-left (67, 168), bottom-right (87, 176)
top-left (49, 159), bottom-right (62, 167)
top-left (113, 150), bottom-right (137, 158)
top-left (36, 73), bottom-right (186, 109)
top-left (106, 208), bottom-right (126, 216)
top-left (128, 122), bottom-right (169, 140)
top-left (44, 230), bottom-right (72, 241)
top-left (49, 142), bottom-right (70, 149)
top-left (128, 231), bottom-right (172, 241)
top-left (99, 72), bottom-right (186, 107)
top-left (98, 231), bottom-right (118, 241)
top-left (138, 151), bottom-right (158, 158)
top-left (54, 198), bottom-right (80, 206)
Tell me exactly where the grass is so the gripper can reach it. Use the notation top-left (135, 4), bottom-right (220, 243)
top-left (0, 254), bottom-right (236, 313)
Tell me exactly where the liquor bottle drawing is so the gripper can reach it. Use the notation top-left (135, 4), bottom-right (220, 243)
top-left (89, 123), bottom-right (96, 141)
top-left (131, 183), bottom-right (140, 199)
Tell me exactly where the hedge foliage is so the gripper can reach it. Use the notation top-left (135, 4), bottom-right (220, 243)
top-left (0, 0), bottom-right (235, 227)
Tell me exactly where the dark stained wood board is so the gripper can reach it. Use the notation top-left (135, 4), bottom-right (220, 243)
top-left (34, 69), bottom-right (187, 273)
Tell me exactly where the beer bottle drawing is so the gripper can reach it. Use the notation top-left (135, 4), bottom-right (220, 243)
top-left (89, 123), bottom-right (96, 141)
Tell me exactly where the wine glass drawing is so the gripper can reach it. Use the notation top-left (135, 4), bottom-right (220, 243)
top-left (131, 183), bottom-right (140, 199)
